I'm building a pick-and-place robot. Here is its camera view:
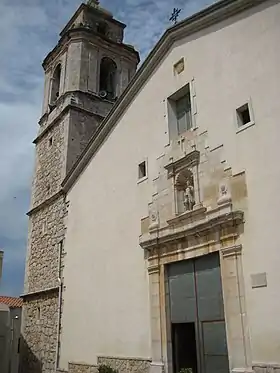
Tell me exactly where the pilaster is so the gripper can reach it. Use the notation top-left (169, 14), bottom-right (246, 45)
top-left (148, 264), bottom-right (165, 373)
top-left (220, 245), bottom-right (253, 373)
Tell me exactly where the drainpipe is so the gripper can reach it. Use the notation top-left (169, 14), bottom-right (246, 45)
top-left (55, 242), bottom-right (63, 371)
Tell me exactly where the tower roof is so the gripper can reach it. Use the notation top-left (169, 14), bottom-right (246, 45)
top-left (59, 2), bottom-right (125, 38)
top-left (87, 0), bottom-right (113, 18)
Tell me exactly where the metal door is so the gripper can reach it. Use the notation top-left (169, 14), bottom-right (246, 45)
top-left (168, 253), bottom-right (229, 373)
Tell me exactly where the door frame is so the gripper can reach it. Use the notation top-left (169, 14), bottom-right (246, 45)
top-left (147, 239), bottom-right (251, 373)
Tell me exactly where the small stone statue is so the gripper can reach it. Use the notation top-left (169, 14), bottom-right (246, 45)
top-left (183, 179), bottom-right (195, 211)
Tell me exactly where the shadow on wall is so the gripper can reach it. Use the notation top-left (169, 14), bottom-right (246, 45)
top-left (19, 336), bottom-right (42, 373)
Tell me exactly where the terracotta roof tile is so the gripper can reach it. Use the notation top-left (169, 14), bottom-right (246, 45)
top-left (0, 296), bottom-right (23, 308)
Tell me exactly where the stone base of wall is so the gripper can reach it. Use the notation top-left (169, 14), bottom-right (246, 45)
top-left (98, 356), bottom-right (151, 373)
top-left (254, 364), bottom-right (280, 373)
top-left (68, 357), bottom-right (151, 373)
top-left (68, 362), bottom-right (98, 373)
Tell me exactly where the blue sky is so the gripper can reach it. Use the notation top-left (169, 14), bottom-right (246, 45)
top-left (0, 0), bottom-right (215, 296)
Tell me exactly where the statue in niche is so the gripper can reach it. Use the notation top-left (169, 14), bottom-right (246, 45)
top-left (184, 178), bottom-right (195, 211)
top-left (175, 168), bottom-right (196, 213)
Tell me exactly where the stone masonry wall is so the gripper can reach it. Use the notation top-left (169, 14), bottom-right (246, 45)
top-left (97, 357), bottom-right (151, 373)
top-left (20, 292), bottom-right (58, 373)
top-left (66, 109), bottom-right (102, 173)
top-left (68, 362), bottom-right (97, 373)
top-left (31, 113), bottom-right (69, 209)
top-left (25, 196), bottom-right (66, 293)
top-left (68, 357), bottom-right (151, 373)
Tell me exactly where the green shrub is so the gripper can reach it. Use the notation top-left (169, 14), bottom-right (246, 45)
top-left (179, 368), bottom-right (193, 373)
top-left (98, 364), bottom-right (118, 373)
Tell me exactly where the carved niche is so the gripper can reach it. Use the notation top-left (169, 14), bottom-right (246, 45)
top-left (165, 150), bottom-right (202, 216)
top-left (175, 168), bottom-right (195, 213)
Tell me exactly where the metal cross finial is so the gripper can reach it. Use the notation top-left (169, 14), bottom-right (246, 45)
top-left (169, 7), bottom-right (181, 24)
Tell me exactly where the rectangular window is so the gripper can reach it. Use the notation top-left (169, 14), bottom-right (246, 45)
top-left (138, 161), bottom-right (147, 180)
top-left (167, 84), bottom-right (193, 139)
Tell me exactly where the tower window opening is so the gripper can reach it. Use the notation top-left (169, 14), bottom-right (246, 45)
top-left (50, 64), bottom-right (62, 104)
top-left (99, 57), bottom-right (117, 100)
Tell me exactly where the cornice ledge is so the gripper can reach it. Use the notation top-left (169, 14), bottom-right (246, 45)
top-left (167, 206), bottom-right (206, 225)
top-left (97, 355), bottom-right (152, 362)
top-left (221, 244), bottom-right (242, 258)
top-left (27, 190), bottom-right (64, 216)
top-left (147, 264), bottom-right (160, 274)
top-left (140, 209), bottom-right (244, 250)
top-left (164, 150), bottom-right (200, 176)
top-left (39, 89), bottom-right (111, 125)
top-left (21, 285), bottom-right (59, 299)
top-left (35, 102), bottom-right (103, 144)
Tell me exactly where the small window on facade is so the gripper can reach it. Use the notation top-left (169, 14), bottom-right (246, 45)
top-left (42, 219), bottom-right (48, 235)
top-left (48, 137), bottom-right (53, 147)
top-left (37, 307), bottom-right (41, 321)
top-left (236, 103), bottom-right (251, 127)
top-left (138, 161), bottom-right (147, 180)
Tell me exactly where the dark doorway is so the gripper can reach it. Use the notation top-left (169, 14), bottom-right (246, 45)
top-left (172, 322), bottom-right (198, 373)
top-left (168, 253), bottom-right (229, 373)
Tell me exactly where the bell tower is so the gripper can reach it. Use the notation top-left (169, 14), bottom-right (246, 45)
top-left (20, 2), bottom-right (139, 373)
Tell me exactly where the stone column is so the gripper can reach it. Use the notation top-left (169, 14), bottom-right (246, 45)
top-left (193, 164), bottom-right (202, 209)
top-left (148, 263), bottom-right (165, 373)
top-left (220, 245), bottom-right (253, 373)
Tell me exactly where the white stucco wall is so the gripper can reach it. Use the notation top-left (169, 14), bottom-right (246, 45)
top-left (60, 0), bottom-right (280, 368)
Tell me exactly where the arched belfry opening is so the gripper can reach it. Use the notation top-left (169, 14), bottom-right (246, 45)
top-left (50, 64), bottom-right (62, 104)
top-left (99, 57), bottom-right (117, 100)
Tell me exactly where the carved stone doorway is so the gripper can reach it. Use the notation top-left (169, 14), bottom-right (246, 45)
top-left (167, 252), bottom-right (229, 373)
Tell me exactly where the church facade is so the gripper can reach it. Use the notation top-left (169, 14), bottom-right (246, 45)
top-left (21, 1), bottom-right (280, 373)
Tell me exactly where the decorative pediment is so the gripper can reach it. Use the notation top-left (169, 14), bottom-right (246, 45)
top-left (164, 150), bottom-right (200, 178)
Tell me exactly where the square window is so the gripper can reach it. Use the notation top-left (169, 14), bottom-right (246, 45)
top-left (138, 161), bottom-right (147, 180)
top-left (236, 103), bottom-right (251, 127)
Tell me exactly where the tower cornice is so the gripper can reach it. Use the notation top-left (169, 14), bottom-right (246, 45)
top-left (42, 27), bottom-right (139, 71)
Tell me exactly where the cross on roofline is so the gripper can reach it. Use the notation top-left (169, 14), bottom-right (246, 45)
top-left (169, 7), bottom-right (181, 24)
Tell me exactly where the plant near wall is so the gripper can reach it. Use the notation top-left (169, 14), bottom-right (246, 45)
top-left (179, 368), bottom-right (193, 373)
top-left (98, 364), bottom-right (119, 373)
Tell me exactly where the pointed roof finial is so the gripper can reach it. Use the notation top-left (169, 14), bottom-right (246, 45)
top-left (87, 0), bottom-right (100, 8)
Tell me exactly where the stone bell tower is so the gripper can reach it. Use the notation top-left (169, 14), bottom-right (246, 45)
top-left (20, 2), bottom-right (139, 372)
